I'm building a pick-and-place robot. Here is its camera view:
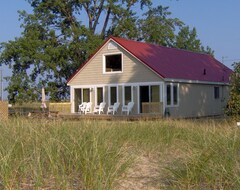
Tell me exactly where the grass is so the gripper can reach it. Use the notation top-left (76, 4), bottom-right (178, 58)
top-left (0, 118), bottom-right (239, 189)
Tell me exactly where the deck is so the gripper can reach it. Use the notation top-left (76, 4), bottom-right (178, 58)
top-left (56, 113), bottom-right (164, 121)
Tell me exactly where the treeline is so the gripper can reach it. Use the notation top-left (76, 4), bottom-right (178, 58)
top-left (0, 0), bottom-right (214, 103)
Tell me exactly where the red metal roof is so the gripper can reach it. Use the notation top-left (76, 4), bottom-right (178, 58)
top-left (111, 37), bottom-right (232, 83)
top-left (68, 37), bottom-right (232, 84)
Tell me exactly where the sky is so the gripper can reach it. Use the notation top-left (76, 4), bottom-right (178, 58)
top-left (0, 0), bottom-right (240, 99)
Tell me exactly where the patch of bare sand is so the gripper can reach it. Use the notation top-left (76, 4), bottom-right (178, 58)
top-left (116, 152), bottom-right (163, 190)
top-left (116, 144), bottom-right (189, 190)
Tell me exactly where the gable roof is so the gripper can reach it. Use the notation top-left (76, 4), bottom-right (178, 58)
top-left (68, 36), bottom-right (233, 84)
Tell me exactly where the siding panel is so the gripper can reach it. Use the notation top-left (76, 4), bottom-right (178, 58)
top-left (68, 41), bottom-right (163, 85)
top-left (168, 83), bottom-right (229, 118)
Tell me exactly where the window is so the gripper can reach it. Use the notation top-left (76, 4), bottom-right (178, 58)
top-left (151, 85), bottom-right (160, 102)
top-left (83, 88), bottom-right (90, 102)
top-left (124, 86), bottom-right (132, 105)
top-left (214, 86), bottom-right (220, 99)
top-left (104, 54), bottom-right (122, 73)
top-left (173, 84), bottom-right (178, 105)
top-left (109, 86), bottom-right (118, 105)
top-left (166, 84), bottom-right (171, 106)
top-left (166, 83), bottom-right (179, 107)
top-left (96, 87), bottom-right (104, 105)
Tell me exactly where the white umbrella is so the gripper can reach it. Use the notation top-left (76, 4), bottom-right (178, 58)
top-left (41, 87), bottom-right (47, 109)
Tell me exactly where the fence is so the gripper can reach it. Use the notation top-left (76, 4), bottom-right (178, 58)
top-left (49, 102), bottom-right (71, 113)
top-left (0, 101), bottom-right (8, 120)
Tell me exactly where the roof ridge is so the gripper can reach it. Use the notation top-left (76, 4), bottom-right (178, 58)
top-left (111, 36), bottom-right (211, 57)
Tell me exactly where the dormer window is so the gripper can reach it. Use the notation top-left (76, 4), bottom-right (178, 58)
top-left (104, 53), bottom-right (123, 73)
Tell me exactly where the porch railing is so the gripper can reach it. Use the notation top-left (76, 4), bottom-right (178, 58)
top-left (142, 102), bottom-right (163, 115)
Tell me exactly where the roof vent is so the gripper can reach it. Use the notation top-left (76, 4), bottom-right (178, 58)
top-left (203, 69), bottom-right (206, 75)
top-left (108, 42), bottom-right (117, 50)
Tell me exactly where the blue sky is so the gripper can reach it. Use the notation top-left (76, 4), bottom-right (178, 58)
top-left (1, 0), bottom-right (240, 68)
top-left (0, 0), bottom-right (239, 99)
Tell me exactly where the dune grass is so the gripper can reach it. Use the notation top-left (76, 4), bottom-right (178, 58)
top-left (0, 118), bottom-right (239, 189)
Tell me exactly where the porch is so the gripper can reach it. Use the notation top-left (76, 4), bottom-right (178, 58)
top-left (70, 82), bottom-right (165, 116)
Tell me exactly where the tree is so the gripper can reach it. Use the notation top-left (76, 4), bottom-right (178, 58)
top-left (175, 26), bottom-right (201, 51)
top-left (0, 0), bottom-right (151, 103)
top-left (175, 26), bottom-right (214, 55)
top-left (0, 0), bottom-right (213, 103)
top-left (138, 6), bottom-right (183, 46)
top-left (226, 62), bottom-right (240, 119)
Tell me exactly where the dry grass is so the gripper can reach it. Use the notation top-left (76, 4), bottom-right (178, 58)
top-left (0, 117), bottom-right (239, 189)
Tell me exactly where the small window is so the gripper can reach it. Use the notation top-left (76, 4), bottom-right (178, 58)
top-left (105, 54), bottom-right (122, 73)
top-left (214, 87), bottom-right (220, 99)
top-left (166, 83), bottom-right (179, 107)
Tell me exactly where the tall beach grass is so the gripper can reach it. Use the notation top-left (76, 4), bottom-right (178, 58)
top-left (0, 117), bottom-right (239, 189)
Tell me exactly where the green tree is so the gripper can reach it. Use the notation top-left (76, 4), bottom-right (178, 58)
top-left (0, 0), bottom-right (213, 103)
top-left (175, 26), bottom-right (201, 51)
top-left (0, 0), bottom-right (151, 102)
top-left (138, 6), bottom-right (183, 46)
top-left (175, 26), bottom-right (214, 55)
top-left (226, 62), bottom-right (240, 119)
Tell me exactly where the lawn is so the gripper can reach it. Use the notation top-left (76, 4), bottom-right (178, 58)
top-left (0, 118), bottom-right (239, 189)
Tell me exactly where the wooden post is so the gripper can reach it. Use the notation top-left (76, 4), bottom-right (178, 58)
top-left (0, 101), bottom-right (8, 121)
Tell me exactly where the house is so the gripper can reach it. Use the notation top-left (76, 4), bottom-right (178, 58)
top-left (67, 37), bottom-right (232, 118)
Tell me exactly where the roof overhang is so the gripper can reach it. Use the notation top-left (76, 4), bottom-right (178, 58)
top-left (164, 78), bottom-right (231, 85)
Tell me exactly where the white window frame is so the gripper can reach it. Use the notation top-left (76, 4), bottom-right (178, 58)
top-left (103, 52), bottom-right (123, 74)
top-left (122, 85), bottom-right (133, 106)
top-left (166, 83), bottom-right (179, 107)
top-left (95, 86), bottom-right (105, 106)
top-left (108, 85), bottom-right (119, 106)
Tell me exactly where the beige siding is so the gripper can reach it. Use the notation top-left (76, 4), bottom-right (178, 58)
top-left (168, 83), bottom-right (229, 118)
top-left (68, 41), bottom-right (162, 86)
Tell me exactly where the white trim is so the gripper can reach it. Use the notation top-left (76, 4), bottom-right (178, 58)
top-left (70, 81), bottom-right (164, 89)
top-left (103, 52), bottom-right (123, 74)
top-left (137, 86), bottom-right (140, 114)
top-left (164, 78), bottom-right (230, 86)
top-left (165, 83), bottom-right (179, 107)
top-left (71, 86), bottom-right (74, 113)
top-left (162, 84), bottom-right (165, 115)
